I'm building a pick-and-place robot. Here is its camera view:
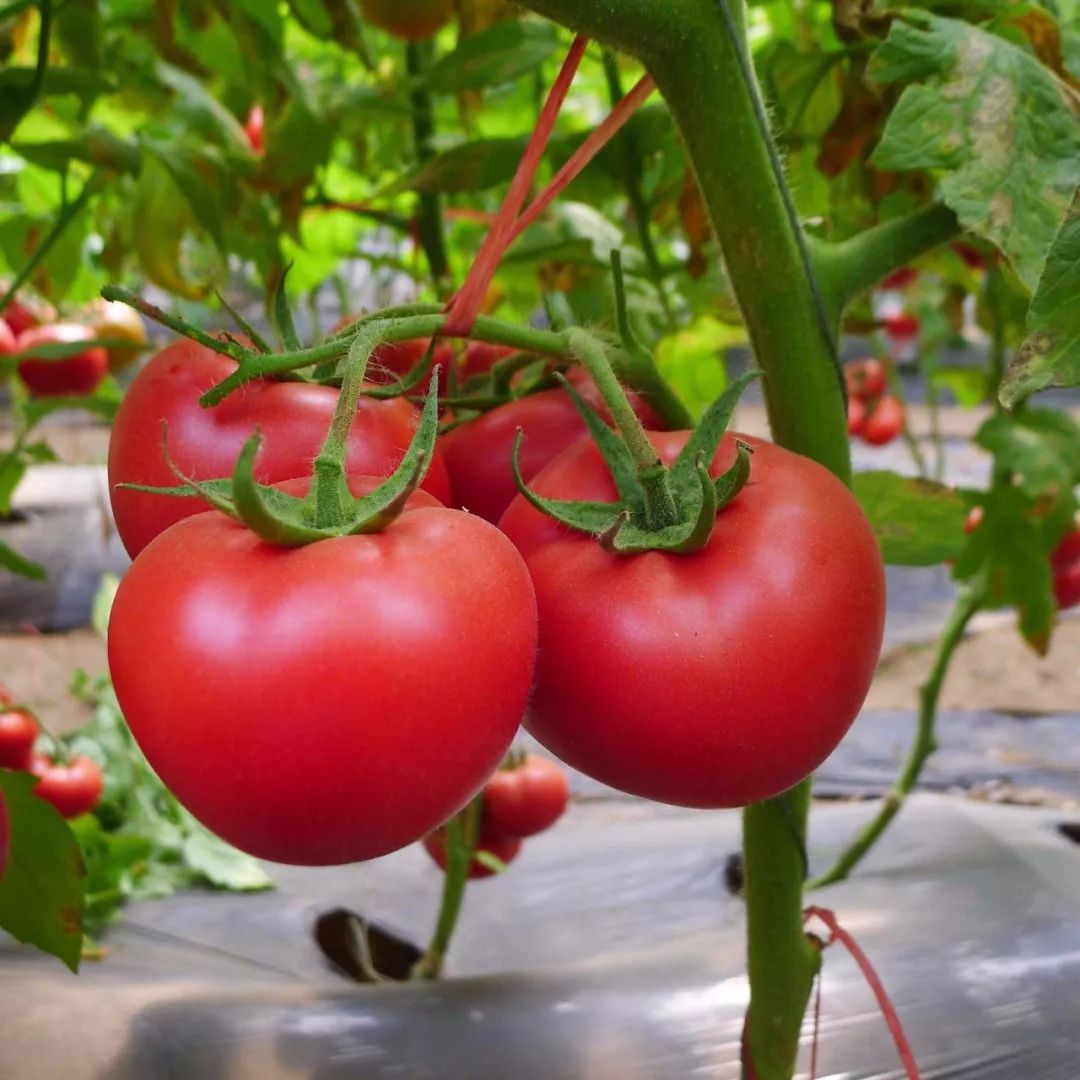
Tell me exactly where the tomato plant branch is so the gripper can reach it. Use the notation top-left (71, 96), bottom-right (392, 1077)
top-left (812, 204), bottom-right (960, 323)
top-left (809, 578), bottom-right (985, 889)
top-left (406, 41), bottom-right (451, 287)
top-left (411, 802), bottom-right (480, 980)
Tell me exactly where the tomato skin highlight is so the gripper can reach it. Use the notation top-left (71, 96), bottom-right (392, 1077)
top-left (16, 323), bottom-right (108, 397)
top-left (499, 431), bottom-right (886, 808)
top-left (30, 755), bottom-right (104, 819)
top-left (0, 709), bottom-right (38, 770)
top-left (422, 830), bottom-right (522, 879)
top-left (860, 396), bottom-right (905, 446)
top-left (444, 372), bottom-right (664, 524)
top-left (108, 507), bottom-right (538, 865)
top-left (482, 754), bottom-right (569, 839)
top-left (107, 340), bottom-right (453, 557)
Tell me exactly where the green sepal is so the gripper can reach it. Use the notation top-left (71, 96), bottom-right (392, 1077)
top-left (671, 369), bottom-right (760, 484)
top-left (557, 372), bottom-right (646, 512)
top-left (115, 478), bottom-right (235, 501)
top-left (510, 430), bottom-right (622, 534)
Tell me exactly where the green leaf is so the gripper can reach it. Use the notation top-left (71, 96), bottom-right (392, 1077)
top-left (148, 141), bottom-right (228, 253)
top-left (12, 130), bottom-right (141, 175)
top-left (0, 770), bottom-right (86, 972)
top-left (870, 13), bottom-right (1080, 292)
top-left (179, 823), bottom-right (272, 891)
top-left (854, 471), bottom-right (969, 565)
top-left (425, 21), bottom-right (559, 93)
top-left (976, 408), bottom-right (1080, 498)
top-left (655, 316), bottom-right (739, 419)
top-left (930, 366), bottom-right (991, 407)
top-left (91, 574), bottom-right (120, 638)
top-left (0, 538), bottom-right (46, 581)
top-left (999, 188), bottom-right (1080, 405)
top-left (386, 136), bottom-right (528, 196)
top-left (21, 378), bottom-right (123, 427)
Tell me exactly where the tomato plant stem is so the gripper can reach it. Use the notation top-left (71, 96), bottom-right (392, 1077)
top-left (412, 802), bottom-right (479, 980)
top-left (809, 579), bottom-right (985, 889)
top-left (405, 41), bottom-right (450, 288)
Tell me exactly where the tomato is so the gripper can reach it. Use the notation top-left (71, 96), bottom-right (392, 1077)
top-left (85, 299), bottom-right (148, 373)
top-left (0, 293), bottom-right (55, 337)
top-left (244, 104), bottom-right (265, 155)
top-left (847, 396), bottom-right (866, 436)
top-left (0, 708), bottom-right (38, 770)
top-left (844, 358), bottom-right (887, 401)
top-left (16, 323), bottom-right (108, 397)
top-left (369, 338), bottom-right (455, 393)
top-left (357, 0), bottom-right (453, 40)
top-left (108, 339), bottom-right (453, 557)
top-left (860, 396), bottom-right (905, 446)
top-left (461, 342), bottom-right (515, 383)
top-left (30, 755), bottom-right (104, 819)
top-left (952, 242), bottom-right (985, 270)
top-left (0, 785), bottom-right (8, 880)
top-left (422, 829), bottom-right (522, 879)
top-left (498, 431), bottom-right (885, 808)
top-left (443, 372), bottom-right (665, 524)
top-left (0, 317), bottom-right (15, 356)
top-left (108, 504), bottom-right (538, 865)
top-left (883, 311), bottom-right (920, 340)
top-left (483, 754), bottom-right (569, 839)
top-left (881, 267), bottom-right (918, 290)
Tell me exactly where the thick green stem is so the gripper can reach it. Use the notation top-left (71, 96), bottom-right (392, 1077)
top-left (411, 802), bottom-right (480, 980)
top-left (810, 580), bottom-right (984, 889)
top-left (813, 203), bottom-right (960, 323)
top-left (406, 41), bottom-right (450, 287)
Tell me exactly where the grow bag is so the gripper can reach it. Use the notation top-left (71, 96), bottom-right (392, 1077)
top-left (2, 794), bottom-right (1080, 1078)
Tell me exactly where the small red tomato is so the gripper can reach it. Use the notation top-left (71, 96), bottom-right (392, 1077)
top-left (0, 318), bottom-right (15, 355)
top-left (422, 830), bottom-right (522, 880)
top-left (17, 323), bottom-right (108, 397)
top-left (847, 396), bottom-right (866, 436)
top-left (952, 242), bottom-right (986, 270)
top-left (0, 785), bottom-right (9, 880)
top-left (860, 396), bottom-right (905, 446)
top-left (244, 104), bottom-right (265, 155)
top-left (881, 267), bottom-right (918, 290)
top-left (844, 358), bottom-right (888, 401)
top-left (0, 709), bottom-right (38, 770)
top-left (0, 294), bottom-right (56, 337)
top-left (1051, 526), bottom-right (1080, 611)
top-left (964, 507), bottom-right (983, 534)
top-left (883, 311), bottom-right (920, 341)
top-left (482, 754), bottom-right (570, 839)
top-left (30, 754), bottom-right (104, 819)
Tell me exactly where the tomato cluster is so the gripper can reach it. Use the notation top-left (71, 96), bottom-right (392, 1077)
top-left (423, 753), bottom-right (570, 879)
top-left (0, 685), bottom-right (104, 820)
top-left (0, 287), bottom-right (147, 397)
top-left (845, 359), bottom-right (905, 447)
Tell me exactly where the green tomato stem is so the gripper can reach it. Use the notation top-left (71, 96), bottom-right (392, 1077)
top-left (809, 578), bottom-right (985, 889)
top-left (412, 800), bottom-right (480, 981)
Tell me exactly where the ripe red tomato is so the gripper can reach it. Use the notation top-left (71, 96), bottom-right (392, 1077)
top-left (0, 785), bottom-right (9, 880)
top-left (483, 754), bottom-right (569, 839)
top-left (499, 431), bottom-right (885, 808)
top-left (844, 358), bottom-right (888, 401)
top-left (422, 829), bottom-right (522, 879)
top-left (108, 505), bottom-right (538, 865)
top-left (881, 267), bottom-right (918, 290)
top-left (952, 242), bottom-right (985, 270)
top-left (0, 317), bottom-right (15, 355)
top-left (16, 323), bottom-right (108, 397)
top-left (244, 104), bottom-right (265, 155)
top-left (860, 396), bottom-right (905, 446)
top-left (358, 0), bottom-right (453, 40)
top-left (847, 396), bottom-right (866, 436)
top-left (0, 293), bottom-right (55, 336)
top-left (443, 372), bottom-right (664, 524)
top-left (30, 754), bottom-right (104, 819)
top-left (883, 311), bottom-right (920, 340)
top-left (0, 708), bottom-right (38, 770)
top-left (108, 339), bottom-right (453, 557)
top-left (460, 342), bottom-right (515, 383)
top-left (368, 338), bottom-right (455, 394)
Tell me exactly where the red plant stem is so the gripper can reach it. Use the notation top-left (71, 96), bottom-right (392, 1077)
top-left (802, 906), bottom-right (921, 1079)
top-left (443, 35), bottom-right (589, 335)
top-left (508, 74), bottom-right (657, 244)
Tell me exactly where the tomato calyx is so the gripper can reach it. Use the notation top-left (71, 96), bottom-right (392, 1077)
top-left (119, 328), bottom-right (443, 547)
top-left (513, 359), bottom-right (758, 555)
